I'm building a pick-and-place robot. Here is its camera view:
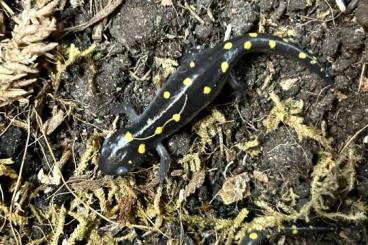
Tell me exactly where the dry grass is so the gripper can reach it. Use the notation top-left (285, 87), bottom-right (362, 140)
top-left (0, 0), bottom-right (60, 106)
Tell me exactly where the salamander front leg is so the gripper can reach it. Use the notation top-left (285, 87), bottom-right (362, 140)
top-left (155, 143), bottom-right (171, 183)
top-left (228, 71), bottom-right (247, 102)
top-left (110, 102), bottom-right (139, 121)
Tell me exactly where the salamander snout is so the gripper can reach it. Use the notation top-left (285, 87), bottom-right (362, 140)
top-left (98, 130), bottom-right (144, 176)
top-left (98, 142), bottom-right (128, 175)
top-left (99, 150), bottom-right (129, 175)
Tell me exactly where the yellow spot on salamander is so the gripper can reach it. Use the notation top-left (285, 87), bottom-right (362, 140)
top-left (299, 52), bottom-right (307, 59)
top-left (249, 33), bottom-right (258, 38)
top-left (163, 91), bottom-right (171, 99)
top-left (155, 127), bottom-right (163, 135)
top-left (172, 113), bottom-right (181, 122)
top-left (310, 59), bottom-right (317, 65)
top-left (128, 160), bottom-right (133, 164)
top-left (244, 41), bottom-right (252, 50)
top-left (249, 232), bottom-right (258, 240)
top-left (125, 132), bottom-right (134, 142)
top-left (189, 61), bottom-right (196, 68)
top-left (221, 62), bottom-right (229, 73)
top-left (203, 86), bottom-right (211, 94)
top-left (291, 224), bottom-right (298, 235)
top-left (183, 77), bottom-right (193, 86)
top-left (269, 40), bottom-right (276, 49)
top-left (138, 144), bottom-right (146, 154)
top-left (224, 42), bottom-right (233, 49)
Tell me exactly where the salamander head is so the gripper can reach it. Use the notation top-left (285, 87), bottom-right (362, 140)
top-left (99, 130), bottom-right (145, 175)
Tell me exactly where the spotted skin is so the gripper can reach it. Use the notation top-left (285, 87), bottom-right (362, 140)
top-left (99, 33), bottom-right (332, 178)
top-left (239, 225), bottom-right (336, 245)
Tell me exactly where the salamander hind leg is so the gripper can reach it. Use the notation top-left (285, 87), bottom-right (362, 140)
top-left (155, 143), bottom-right (172, 183)
top-left (228, 71), bottom-right (247, 102)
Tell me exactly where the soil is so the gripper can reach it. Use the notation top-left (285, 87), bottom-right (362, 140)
top-left (1, 0), bottom-right (368, 244)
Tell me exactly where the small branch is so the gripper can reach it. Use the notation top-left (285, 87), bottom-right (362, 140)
top-left (64, 0), bottom-right (124, 33)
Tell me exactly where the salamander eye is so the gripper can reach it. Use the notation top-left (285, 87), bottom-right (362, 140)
top-left (115, 166), bottom-right (128, 175)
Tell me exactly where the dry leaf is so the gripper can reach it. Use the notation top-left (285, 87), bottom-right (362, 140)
top-left (161, 0), bottom-right (173, 6)
top-left (253, 170), bottom-right (269, 183)
top-left (218, 172), bottom-right (250, 205)
top-left (178, 170), bottom-right (206, 205)
top-left (43, 109), bottom-right (65, 135)
top-left (37, 150), bottom-right (71, 186)
top-left (361, 76), bottom-right (368, 92)
top-left (280, 78), bottom-right (298, 91)
top-left (0, 88), bottom-right (29, 99)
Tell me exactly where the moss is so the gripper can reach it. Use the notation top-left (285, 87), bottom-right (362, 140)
top-left (0, 158), bottom-right (17, 179)
top-left (178, 152), bottom-right (201, 172)
top-left (194, 109), bottom-right (226, 152)
top-left (265, 92), bottom-right (331, 149)
top-left (53, 43), bottom-right (97, 91)
top-left (50, 205), bottom-right (66, 245)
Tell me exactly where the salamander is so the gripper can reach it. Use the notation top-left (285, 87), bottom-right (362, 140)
top-left (240, 225), bottom-right (336, 245)
top-left (98, 33), bottom-right (332, 181)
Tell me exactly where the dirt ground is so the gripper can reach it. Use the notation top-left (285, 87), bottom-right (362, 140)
top-left (1, 0), bottom-right (368, 244)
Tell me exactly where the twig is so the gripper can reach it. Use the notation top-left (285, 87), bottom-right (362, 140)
top-left (340, 123), bottom-right (368, 154)
top-left (9, 109), bottom-right (31, 245)
top-left (0, 0), bottom-right (15, 16)
top-left (183, 1), bottom-right (205, 25)
top-left (324, 0), bottom-right (336, 28)
top-left (0, 182), bottom-right (6, 231)
top-left (223, 161), bottom-right (234, 179)
top-left (34, 109), bottom-right (119, 226)
top-left (64, 0), bottom-right (124, 33)
top-left (358, 62), bottom-right (366, 93)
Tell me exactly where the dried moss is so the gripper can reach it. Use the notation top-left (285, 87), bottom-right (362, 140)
top-left (194, 109), bottom-right (226, 152)
top-left (0, 0), bottom-right (60, 106)
top-left (178, 152), bottom-right (201, 172)
top-left (0, 158), bottom-right (17, 179)
top-left (265, 92), bottom-right (331, 149)
top-left (53, 43), bottom-right (97, 91)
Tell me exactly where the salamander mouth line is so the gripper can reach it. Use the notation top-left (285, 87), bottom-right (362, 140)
top-left (133, 94), bottom-right (188, 141)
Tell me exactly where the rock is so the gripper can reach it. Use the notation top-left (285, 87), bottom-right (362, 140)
top-left (167, 132), bottom-right (191, 156)
top-left (110, 0), bottom-right (163, 47)
top-left (259, 0), bottom-right (275, 12)
top-left (288, 0), bottom-right (307, 11)
top-left (356, 0), bottom-right (368, 28)
top-left (340, 26), bottom-right (365, 50)
top-left (322, 36), bottom-right (341, 58)
top-left (229, 1), bottom-right (258, 35)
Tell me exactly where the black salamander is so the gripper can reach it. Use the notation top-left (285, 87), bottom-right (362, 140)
top-left (99, 33), bottom-right (332, 181)
top-left (240, 225), bottom-right (336, 245)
